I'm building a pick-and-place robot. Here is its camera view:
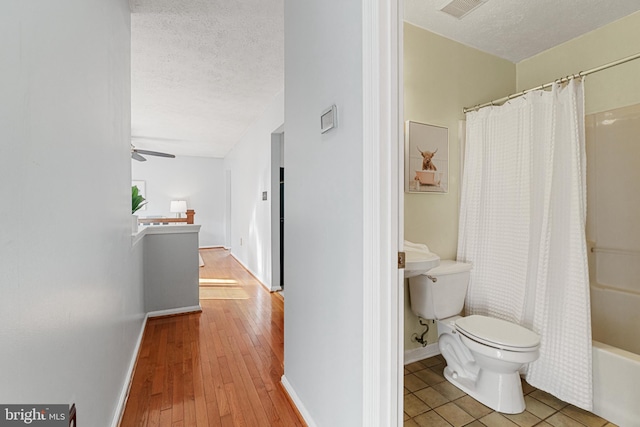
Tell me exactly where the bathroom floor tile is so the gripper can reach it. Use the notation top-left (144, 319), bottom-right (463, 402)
top-left (521, 379), bottom-right (536, 395)
top-left (545, 412), bottom-right (586, 427)
top-left (433, 402), bottom-right (474, 427)
top-left (421, 355), bottom-right (443, 368)
top-left (524, 395), bottom-right (556, 419)
top-left (559, 405), bottom-right (608, 427)
top-left (404, 355), bottom-right (616, 427)
top-left (413, 386), bottom-right (450, 409)
top-left (432, 380), bottom-right (466, 401)
top-left (406, 361), bottom-right (427, 372)
top-left (479, 412), bottom-right (520, 427)
top-left (404, 393), bottom-right (431, 417)
top-left (453, 395), bottom-right (493, 419)
top-left (412, 410), bottom-right (451, 427)
top-left (413, 367), bottom-right (446, 386)
top-left (529, 390), bottom-right (569, 411)
top-left (503, 410), bottom-right (542, 427)
top-left (404, 374), bottom-right (429, 392)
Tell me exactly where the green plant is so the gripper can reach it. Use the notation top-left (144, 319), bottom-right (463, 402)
top-left (132, 185), bottom-right (147, 214)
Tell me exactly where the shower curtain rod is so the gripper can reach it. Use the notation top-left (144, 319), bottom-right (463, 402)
top-left (463, 51), bottom-right (640, 113)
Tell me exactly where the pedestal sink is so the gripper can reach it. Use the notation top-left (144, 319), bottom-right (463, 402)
top-left (404, 241), bottom-right (440, 278)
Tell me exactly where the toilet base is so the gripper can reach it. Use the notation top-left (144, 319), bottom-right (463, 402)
top-left (443, 365), bottom-right (526, 414)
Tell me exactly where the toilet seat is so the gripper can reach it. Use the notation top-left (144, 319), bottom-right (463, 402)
top-left (455, 315), bottom-right (540, 352)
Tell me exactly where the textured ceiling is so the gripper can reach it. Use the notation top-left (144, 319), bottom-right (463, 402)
top-left (130, 0), bottom-right (284, 158)
top-left (405, 0), bottom-right (640, 63)
top-left (130, 1), bottom-right (640, 159)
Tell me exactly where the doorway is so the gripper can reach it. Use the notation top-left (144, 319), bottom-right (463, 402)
top-left (271, 129), bottom-right (285, 292)
top-left (279, 166), bottom-right (284, 289)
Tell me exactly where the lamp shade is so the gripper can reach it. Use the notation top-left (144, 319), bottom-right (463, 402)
top-left (170, 200), bottom-right (187, 213)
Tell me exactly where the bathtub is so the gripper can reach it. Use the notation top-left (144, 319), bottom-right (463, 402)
top-left (585, 105), bottom-right (640, 426)
top-left (592, 341), bottom-right (640, 427)
top-left (588, 249), bottom-right (640, 426)
top-left (589, 267), bottom-right (640, 426)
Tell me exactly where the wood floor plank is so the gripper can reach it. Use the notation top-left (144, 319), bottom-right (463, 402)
top-left (120, 248), bottom-right (305, 426)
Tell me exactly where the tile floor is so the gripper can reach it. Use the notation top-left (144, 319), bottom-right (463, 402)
top-left (404, 355), bottom-right (617, 427)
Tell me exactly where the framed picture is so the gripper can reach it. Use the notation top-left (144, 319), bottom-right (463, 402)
top-left (132, 180), bottom-right (147, 211)
top-left (405, 121), bottom-right (449, 193)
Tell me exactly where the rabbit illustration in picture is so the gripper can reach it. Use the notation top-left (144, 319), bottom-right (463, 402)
top-left (418, 147), bottom-right (438, 171)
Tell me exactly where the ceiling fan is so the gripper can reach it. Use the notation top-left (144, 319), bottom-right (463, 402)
top-left (131, 145), bottom-right (176, 162)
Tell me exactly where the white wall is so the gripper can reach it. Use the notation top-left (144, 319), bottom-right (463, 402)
top-left (132, 155), bottom-right (226, 247)
top-left (0, 2), bottom-right (144, 426)
top-left (283, 1), bottom-right (364, 425)
top-left (224, 91), bottom-right (284, 288)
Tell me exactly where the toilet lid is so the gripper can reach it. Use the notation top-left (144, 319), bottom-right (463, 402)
top-left (455, 315), bottom-right (540, 351)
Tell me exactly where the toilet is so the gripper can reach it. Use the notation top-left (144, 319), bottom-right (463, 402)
top-left (408, 260), bottom-right (541, 414)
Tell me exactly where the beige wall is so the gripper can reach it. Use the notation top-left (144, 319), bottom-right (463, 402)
top-left (517, 11), bottom-right (640, 115)
top-left (403, 23), bottom-right (515, 350)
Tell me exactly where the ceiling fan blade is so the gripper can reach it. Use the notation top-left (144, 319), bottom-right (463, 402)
top-left (131, 152), bottom-right (147, 162)
top-left (134, 149), bottom-right (175, 158)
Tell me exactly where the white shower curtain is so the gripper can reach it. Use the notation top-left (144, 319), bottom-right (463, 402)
top-left (458, 79), bottom-right (592, 410)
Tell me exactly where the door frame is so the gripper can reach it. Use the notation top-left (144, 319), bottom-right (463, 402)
top-left (361, 0), bottom-right (403, 425)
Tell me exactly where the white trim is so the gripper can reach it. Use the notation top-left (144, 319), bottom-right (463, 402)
top-left (147, 305), bottom-right (202, 318)
top-left (229, 252), bottom-right (274, 291)
top-left (396, 0), bottom-right (405, 423)
top-left (110, 314), bottom-right (148, 427)
top-left (404, 343), bottom-right (441, 365)
top-left (199, 245), bottom-right (224, 249)
top-left (362, 0), bottom-right (400, 425)
top-left (280, 375), bottom-right (318, 427)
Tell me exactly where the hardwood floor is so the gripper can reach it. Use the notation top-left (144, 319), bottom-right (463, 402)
top-left (120, 248), bottom-right (304, 427)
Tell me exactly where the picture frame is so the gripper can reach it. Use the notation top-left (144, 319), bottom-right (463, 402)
top-left (405, 121), bottom-right (449, 193)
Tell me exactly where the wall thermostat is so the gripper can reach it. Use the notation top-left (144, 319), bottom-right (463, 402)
top-left (321, 104), bottom-right (337, 134)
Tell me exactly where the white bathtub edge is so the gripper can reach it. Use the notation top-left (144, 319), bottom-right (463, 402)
top-left (592, 340), bottom-right (640, 427)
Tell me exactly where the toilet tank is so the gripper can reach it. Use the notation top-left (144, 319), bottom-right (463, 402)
top-left (408, 260), bottom-right (472, 320)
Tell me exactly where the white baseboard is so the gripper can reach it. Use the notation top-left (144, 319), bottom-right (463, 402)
top-left (147, 305), bottom-right (202, 318)
top-left (111, 313), bottom-right (149, 427)
top-left (404, 343), bottom-right (440, 365)
top-left (281, 375), bottom-right (317, 427)
top-left (229, 253), bottom-right (272, 292)
top-left (199, 245), bottom-right (224, 249)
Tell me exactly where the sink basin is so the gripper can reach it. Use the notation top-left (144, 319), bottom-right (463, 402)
top-left (404, 241), bottom-right (440, 278)
top-left (405, 250), bottom-right (440, 278)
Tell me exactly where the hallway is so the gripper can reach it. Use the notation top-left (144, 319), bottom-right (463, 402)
top-left (120, 248), bottom-right (303, 426)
